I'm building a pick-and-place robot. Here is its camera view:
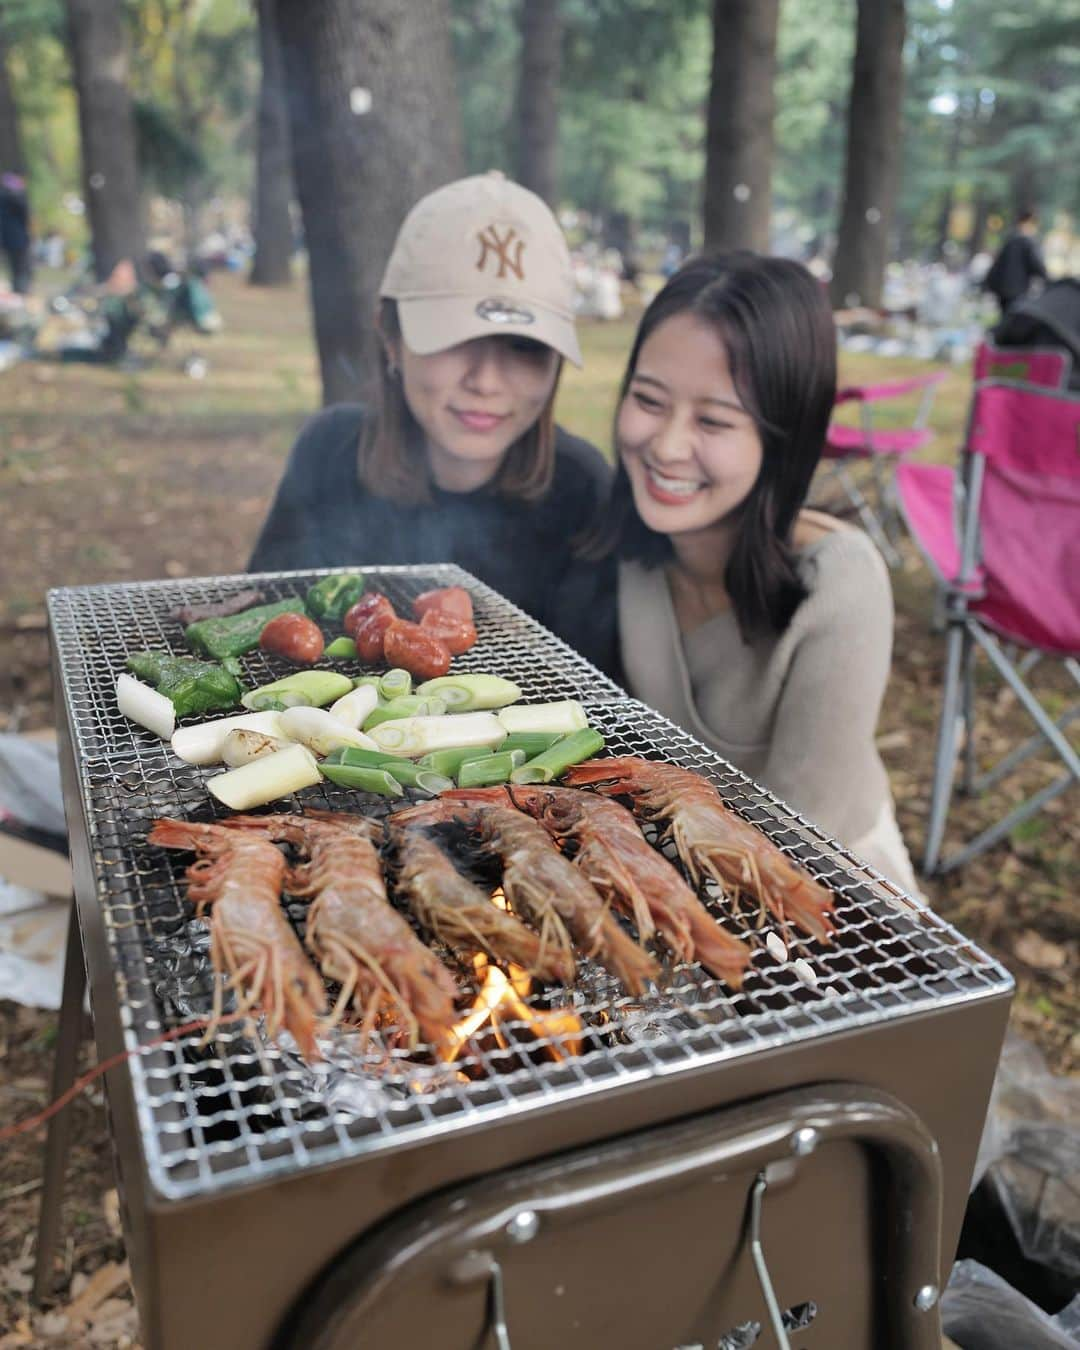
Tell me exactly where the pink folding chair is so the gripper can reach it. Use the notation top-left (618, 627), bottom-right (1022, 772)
top-left (896, 379), bottom-right (1080, 873)
top-left (819, 370), bottom-right (948, 565)
top-left (972, 339), bottom-right (1070, 389)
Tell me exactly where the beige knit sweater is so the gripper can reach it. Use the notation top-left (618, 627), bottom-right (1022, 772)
top-left (618, 519), bottom-right (895, 848)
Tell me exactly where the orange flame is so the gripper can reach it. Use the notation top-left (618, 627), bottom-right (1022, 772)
top-left (439, 889), bottom-right (583, 1065)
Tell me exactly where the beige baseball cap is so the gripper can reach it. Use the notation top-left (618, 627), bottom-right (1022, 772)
top-left (379, 171), bottom-right (582, 367)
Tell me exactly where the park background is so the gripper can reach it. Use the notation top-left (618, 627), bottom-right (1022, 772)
top-left (0, 1), bottom-right (1077, 1345)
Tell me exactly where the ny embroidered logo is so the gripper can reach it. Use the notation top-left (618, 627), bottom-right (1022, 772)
top-left (476, 225), bottom-right (526, 281)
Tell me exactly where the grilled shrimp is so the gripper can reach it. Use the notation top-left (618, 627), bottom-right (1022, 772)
top-left (564, 758), bottom-right (836, 944)
top-left (388, 818), bottom-right (575, 983)
top-left (148, 818), bottom-right (325, 1059)
top-left (222, 813), bottom-right (458, 1050)
top-left (396, 792), bottom-right (659, 995)
top-left (508, 784), bottom-right (752, 989)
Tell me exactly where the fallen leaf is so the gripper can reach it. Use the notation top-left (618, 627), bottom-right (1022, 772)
top-left (0, 1262), bottom-right (32, 1296)
top-left (103, 1188), bottom-right (122, 1239)
top-left (63, 1260), bottom-right (129, 1325)
top-left (876, 730), bottom-right (911, 752)
top-left (35, 1311), bottom-right (69, 1338)
top-left (1014, 930), bottom-right (1068, 971)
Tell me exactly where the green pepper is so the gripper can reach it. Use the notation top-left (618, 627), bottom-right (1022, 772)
top-left (125, 651), bottom-right (244, 719)
top-left (185, 598), bottom-right (306, 661)
top-left (305, 573), bottom-right (366, 622)
top-left (324, 636), bottom-right (358, 660)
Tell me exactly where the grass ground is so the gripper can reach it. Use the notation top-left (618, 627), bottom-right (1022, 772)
top-left (0, 271), bottom-right (1074, 1346)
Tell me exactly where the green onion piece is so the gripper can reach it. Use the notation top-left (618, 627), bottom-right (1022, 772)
top-left (353, 675), bottom-right (384, 692)
top-left (413, 770), bottom-right (454, 797)
top-left (379, 759), bottom-right (451, 791)
top-left (497, 700), bottom-right (587, 737)
top-left (363, 695), bottom-right (428, 730)
top-left (241, 670), bottom-right (352, 711)
top-left (319, 762), bottom-right (405, 796)
top-left (510, 729), bottom-right (606, 784)
top-left (379, 668), bottom-right (412, 699)
top-left (322, 745), bottom-right (398, 768)
top-left (414, 674), bottom-right (521, 711)
top-left (498, 731), bottom-right (564, 757)
top-left (242, 690), bottom-right (311, 712)
top-left (324, 636), bottom-right (358, 660)
top-left (458, 750), bottom-right (523, 787)
top-left (419, 746), bottom-right (494, 777)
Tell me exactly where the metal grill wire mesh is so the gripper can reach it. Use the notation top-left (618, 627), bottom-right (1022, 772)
top-left (48, 567), bottom-right (1012, 1201)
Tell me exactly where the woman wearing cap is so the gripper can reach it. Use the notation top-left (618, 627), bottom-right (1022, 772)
top-left (249, 172), bottom-right (617, 674)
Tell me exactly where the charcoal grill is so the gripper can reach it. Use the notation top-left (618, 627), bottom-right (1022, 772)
top-left (40, 564), bottom-right (1013, 1350)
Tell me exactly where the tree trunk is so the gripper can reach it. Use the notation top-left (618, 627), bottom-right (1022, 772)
top-left (829, 0), bottom-right (906, 309)
top-left (0, 27), bottom-right (26, 177)
top-left (703, 0), bottom-right (779, 252)
top-left (65, 0), bottom-right (141, 282)
top-left (65, 0), bottom-right (140, 281)
top-left (515, 0), bottom-right (562, 207)
top-left (933, 111), bottom-right (964, 260)
top-left (250, 0), bottom-right (293, 286)
top-left (967, 188), bottom-right (990, 260)
top-left (275, 0), bottom-right (464, 406)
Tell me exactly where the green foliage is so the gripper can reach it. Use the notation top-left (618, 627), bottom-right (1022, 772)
top-left (134, 97), bottom-right (206, 197)
top-left (902, 0), bottom-right (1080, 253)
top-left (1, 0), bottom-right (1076, 270)
top-left (126, 0), bottom-right (257, 206)
top-left (0, 0), bottom-right (64, 42)
top-left (451, 0), bottom-right (519, 175)
top-left (774, 0), bottom-right (854, 249)
top-left (452, 0), bottom-right (708, 232)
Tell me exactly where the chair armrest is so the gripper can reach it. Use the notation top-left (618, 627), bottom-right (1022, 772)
top-left (839, 371), bottom-right (948, 404)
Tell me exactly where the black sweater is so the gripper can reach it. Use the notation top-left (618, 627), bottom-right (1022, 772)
top-left (248, 404), bottom-right (619, 677)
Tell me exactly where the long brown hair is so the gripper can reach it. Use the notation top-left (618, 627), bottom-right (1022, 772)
top-left (359, 300), bottom-right (561, 506)
top-left (584, 252), bottom-right (838, 641)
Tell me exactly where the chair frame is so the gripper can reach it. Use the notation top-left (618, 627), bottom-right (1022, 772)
top-left (906, 387), bottom-right (1080, 874)
top-left (820, 372), bottom-right (947, 566)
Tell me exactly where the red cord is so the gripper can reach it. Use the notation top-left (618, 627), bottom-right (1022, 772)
top-left (0, 1015), bottom-right (247, 1142)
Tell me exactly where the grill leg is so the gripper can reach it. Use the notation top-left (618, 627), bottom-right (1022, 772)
top-left (32, 900), bottom-right (87, 1304)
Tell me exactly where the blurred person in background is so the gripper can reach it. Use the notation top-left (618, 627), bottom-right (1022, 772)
top-left (585, 252), bottom-right (921, 894)
top-left (249, 172), bottom-right (615, 674)
top-left (982, 210), bottom-right (1048, 318)
top-left (0, 171), bottom-right (32, 294)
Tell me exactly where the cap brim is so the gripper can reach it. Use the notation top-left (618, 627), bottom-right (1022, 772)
top-left (396, 295), bottom-right (582, 368)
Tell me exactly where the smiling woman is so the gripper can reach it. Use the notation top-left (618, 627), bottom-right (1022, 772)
top-left (587, 253), bottom-right (923, 895)
top-left (247, 172), bottom-right (617, 676)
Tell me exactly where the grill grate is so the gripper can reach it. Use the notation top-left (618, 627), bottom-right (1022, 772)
top-left (48, 567), bottom-right (1012, 1202)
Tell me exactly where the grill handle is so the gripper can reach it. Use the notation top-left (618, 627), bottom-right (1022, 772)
top-left (467, 1083), bottom-right (943, 1350)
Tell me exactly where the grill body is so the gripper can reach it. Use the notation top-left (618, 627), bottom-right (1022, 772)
top-left (47, 565), bottom-right (1013, 1350)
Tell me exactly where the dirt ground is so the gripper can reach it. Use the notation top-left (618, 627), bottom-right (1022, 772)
top-left (0, 273), bottom-right (1075, 1345)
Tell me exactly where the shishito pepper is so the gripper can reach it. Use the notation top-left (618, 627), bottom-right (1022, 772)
top-left (124, 651), bottom-right (244, 719)
top-left (305, 573), bottom-right (366, 622)
top-left (184, 597), bottom-right (305, 660)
